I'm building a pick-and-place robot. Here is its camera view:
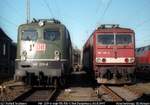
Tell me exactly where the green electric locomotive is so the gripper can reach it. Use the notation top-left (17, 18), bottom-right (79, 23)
top-left (14, 19), bottom-right (72, 86)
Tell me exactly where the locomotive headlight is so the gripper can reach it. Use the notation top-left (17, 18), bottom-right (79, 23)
top-left (38, 21), bottom-right (44, 27)
top-left (130, 58), bottom-right (135, 63)
top-left (21, 50), bottom-right (27, 61)
top-left (102, 58), bottom-right (106, 63)
top-left (22, 50), bottom-right (27, 56)
top-left (96, 58), bottom-right (101, 63)
top-left (54, 50), bottom-right (60, 60)
top-left (124, 58), bottom-right (129, 63)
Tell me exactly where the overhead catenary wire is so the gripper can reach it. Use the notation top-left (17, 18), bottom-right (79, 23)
top-left (43, 0), bottom-right (54, 18)
top-left (0, 22), bottom-right (17, 33)
top-left (95, 0), bottom-right (102, 14)
top-left (0, 16), bottom-right (18, 27)
top-left (0, 15), bottom-right (18, 39)
top-left (98, 0), bottom-right (112, 23)
top-left (135, 18), bottom-right (150, 29)
top-left (53, 0), bottom-right (62, 20)
top-left (0, 18), bottom-right (17, 42)
top-left (125, 0), bottom-right (150, 26)
top-left (3, 0), bottom-right (25, 19)
top-left (88, 0), bottom-right (113, 34)
top-left (85, 0), bottom-right (103, 39)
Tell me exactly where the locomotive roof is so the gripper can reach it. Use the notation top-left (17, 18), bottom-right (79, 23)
top-left (20, 22), bottom-right (64, 27)
top-left (19, 18), bottom-right (65, 28)
top-left (83, 25), bottom-right (135, 49)
top-left (95, 27), bottom-right (134, 33)
top-left (95, 24), bottom-right (134, 32)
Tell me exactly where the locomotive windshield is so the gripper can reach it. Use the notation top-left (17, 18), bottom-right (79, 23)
top-left (97, 35), bottom-right (114, 45)
top-left (97, 34), bottom-right (132, 45)
top-left (44, 29), bottom-right (60, 41)
top-left (116, 34), bottom-right (132, 45)
top-left (21, 30), bottom-right (38, 41)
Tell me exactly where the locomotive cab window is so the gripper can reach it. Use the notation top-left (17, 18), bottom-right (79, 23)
top-left (97, 35), bottom-right (114, 45)
top-left (116, 34), bottom-right (132, 45)
top-left (21, 30), bottom-right (38, 41)
top-left (44, 29), bottom-right (60, 41)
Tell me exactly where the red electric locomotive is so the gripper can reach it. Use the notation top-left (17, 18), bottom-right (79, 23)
top-left (136, 45), bottom-right (150, 74)
top-left (83, 24), bottom-right (136, 84)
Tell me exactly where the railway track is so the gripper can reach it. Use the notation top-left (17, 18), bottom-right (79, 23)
top-left (97, 85), bottom-right (123, 101)
top-left (0, 84), bottom-right (30, 101)
top-left (14, 86), bottom-right (57, 101)
top-left (97, 85), bottom-right (142, 101)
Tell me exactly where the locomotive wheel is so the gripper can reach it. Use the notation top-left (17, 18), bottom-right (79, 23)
top-left (54, 78), bottom-right (59, 88)
top-left (14, 76), bottom-right (22, 82)
top-left (59, 77), bottom-right (66, 88)
top-left (107, 71), bottom-right (112, 80)
top-left (133, 75), bottom-right (137, 83)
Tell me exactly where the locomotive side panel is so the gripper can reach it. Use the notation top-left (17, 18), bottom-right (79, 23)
top-left (83, 35), bottom-right (93, 71)
top-left (136, 45), bottom-right (150, 72)
top-left (62, 28), bottom-right (73, 75)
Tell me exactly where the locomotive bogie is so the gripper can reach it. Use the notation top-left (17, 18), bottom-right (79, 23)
top-left (94, 66), bottom-right (135, 83)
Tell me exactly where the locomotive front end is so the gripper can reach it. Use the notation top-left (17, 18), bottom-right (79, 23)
top-left (94, 25), bottom-right (136, 84)
top-left (14, 19), bottom-right (70, 86)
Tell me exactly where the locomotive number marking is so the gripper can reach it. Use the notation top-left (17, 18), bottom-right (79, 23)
top-left (97, 51), bottom-right (110, 55)
top-left (35, 43), bottom-right (46, 51)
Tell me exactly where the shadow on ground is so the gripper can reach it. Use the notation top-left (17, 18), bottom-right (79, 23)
top-left (67, 71), bottom-right (97, 88)
top-left (134, 94), bottom-right (150, 101)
